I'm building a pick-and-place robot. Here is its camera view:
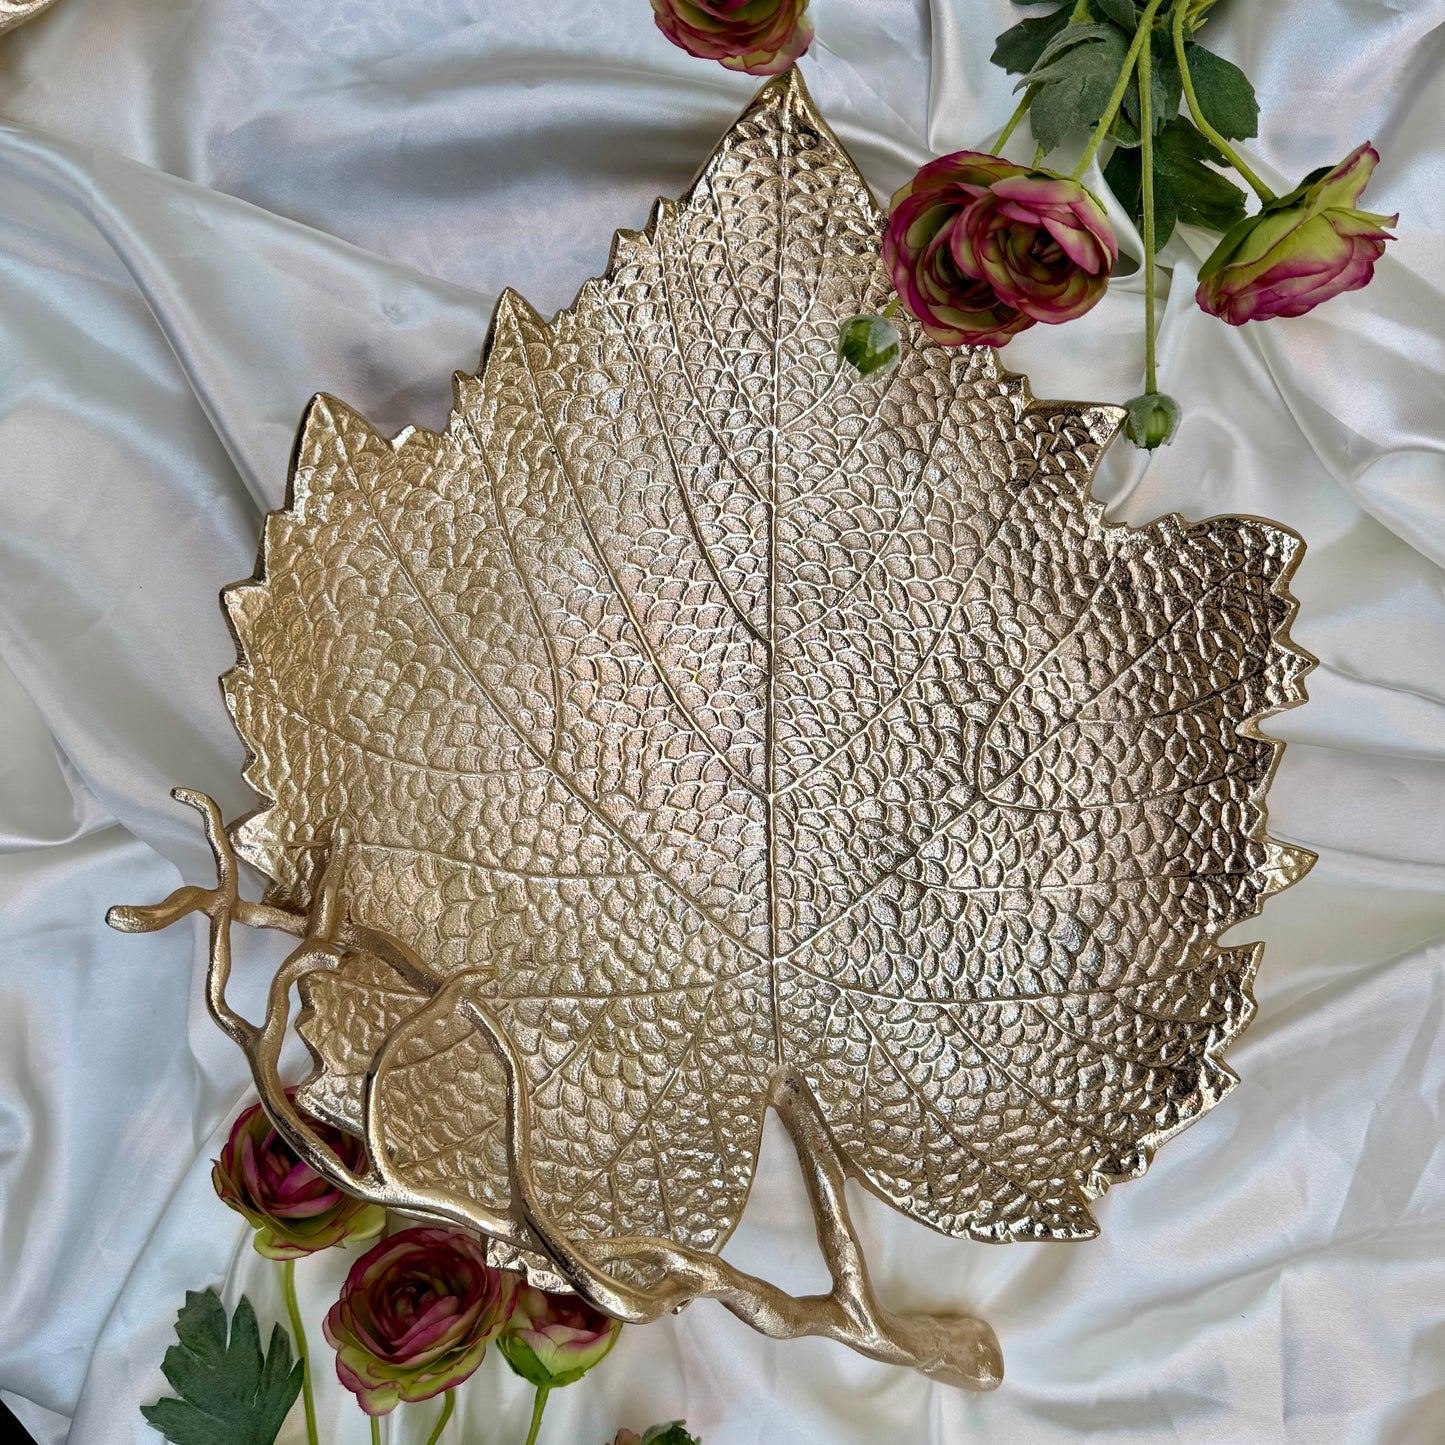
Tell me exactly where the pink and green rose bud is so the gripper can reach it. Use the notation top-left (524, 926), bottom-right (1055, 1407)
top-left (1196, 143), bottom-right (1397, 326)
top-left (498, 1283), bottom-right (622, 1389)
top-left (211, 1092), bottom-right (384, 1260)
top-left (323, 1228), bottom-right (518, 1416)
top-left (651, 0), bottom-right (813, 76)
top-left (884, 152), bottom-right (1117, 348)
top-left (613, 1427), bottom-right (701, 1445)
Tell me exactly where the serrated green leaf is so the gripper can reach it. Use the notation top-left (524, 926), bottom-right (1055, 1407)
top-left (1183, 43), bottom-right (1259, 139)
top-left (1104, 115), bottom-right (1247, 251)
top-left (991, 7), bottom-right (1073, 75)
top-left (1025, 20), bottom-right (1123, 79)
top-left (142, 1291), bottom-right (302, 1445)
top-left (171, 1289), bottom-right (227, 1363)
top-left (1026, 27), bottom-right (1132, 152)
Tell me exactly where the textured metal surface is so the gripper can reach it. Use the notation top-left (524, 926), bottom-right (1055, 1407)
top-left (114, 68), bottom-right (1313, 1383)
top-left (222, 65), bottom-right (1312, 1257)
top-left (0, 1), bottom-right (60, 37)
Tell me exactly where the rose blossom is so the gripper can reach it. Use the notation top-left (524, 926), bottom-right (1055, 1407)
top-left (1196, 142), bottom-right (1396, 325)
top-left (884, 152), bottom-right (1117, 348)
top-left (651, 0), bottom-right (813, 77)
top-left (498, 1283), bottom-right (622, 1389)
top-left (323, 1228), bottom-right (518, 1416)
top-left (212, 1092), bottom-right (384, 1260)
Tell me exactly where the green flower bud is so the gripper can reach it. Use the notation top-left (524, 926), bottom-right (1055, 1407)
top-left (837, 313), bottom-right (902, 377)
top-left (1123, 392), bottom-right (1182, 450)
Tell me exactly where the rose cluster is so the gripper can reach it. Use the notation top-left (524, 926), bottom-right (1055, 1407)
top-left (326, 1233), bottom-right (619, 1416)
top-left (214, 1097), bottom-right (625, 1427)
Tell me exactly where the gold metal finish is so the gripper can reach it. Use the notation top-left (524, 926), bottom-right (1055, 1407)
top-left (0, 1), bottom-right (60, 37)
top-left (109, 69), bottom-right (1313, 1388)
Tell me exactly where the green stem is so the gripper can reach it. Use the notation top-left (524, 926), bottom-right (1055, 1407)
top-left (1140, 0), bottom-right (1159, 395)
top-left (1071, 0), bottom-right (1168, 181)
top-left (1171, 0), bottom-right (1275, 201)
top-left (423, 1390), bottom-right (456, 1445)
top-left (370, 1417), bottom-right (381, 1445)
top-left (880, 297), bottom-right (900, 319)
top-left (523, 1385), bottom-right (551, 1445)
top-left (995, 86), bottom-right (1036, 153)
top-left (280, 1260), bottom-right (319, 1445)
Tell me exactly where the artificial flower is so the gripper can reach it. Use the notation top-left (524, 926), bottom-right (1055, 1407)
top-left (323, 1228), bottom-right (518, 1416)
top-left (1196, 143), bottom-right (1396, 325)
top-left (212, 1092), bottom-right (384, 1260)
top-left (1122, 392), bottom-right (1182, 450)
top-left (651, 0), bottom-right (813, 76)
top-left (884, 152), bottom-right (1117, 347)
top-left (499, 1283), bottom-right (622, 1390)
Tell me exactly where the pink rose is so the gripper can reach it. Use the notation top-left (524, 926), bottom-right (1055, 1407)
top-left (1196, 143), bottom-right (1396, 325)
top-left (323, 1228), bottom-right (518, 1416)
top-left (884, 152), bottom-right (1117, 348)
top-left (212, 1092), bottom-right (384, 1260)
top-left (651, 0), bottom-right (813, 76)
top-left (498, 1283), bottom-right (622, 1389)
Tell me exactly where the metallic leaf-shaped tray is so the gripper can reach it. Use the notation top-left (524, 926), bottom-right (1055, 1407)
top-left (112, 69), bottom-right (1313, 1389)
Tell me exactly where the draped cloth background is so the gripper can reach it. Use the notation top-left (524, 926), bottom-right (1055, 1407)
top-left (1, 2), bottom-right (1443, 1440)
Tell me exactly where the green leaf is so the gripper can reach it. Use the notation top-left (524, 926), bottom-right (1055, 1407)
top-left (141, 1291), bottom-right (302, 1445)
top-left (1026, 20), bottom-right (1122, 77)
top-left (1104, 116), bottom-right (1247, 251)
top-left (1183, 43), bottom-right (1259, 139)
top-left (1025, 25), bottom-right (1132, 152)
top-left (991, 7), bottom-right (1073, 75)
top-left (1093, 0), bottom-right (1140, 29)
top-left (641, 1427), bottom-right (702, 1445)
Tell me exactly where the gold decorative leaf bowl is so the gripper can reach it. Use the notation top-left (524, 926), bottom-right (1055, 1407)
top-left (111, 69), bottom-right (1312, 1389)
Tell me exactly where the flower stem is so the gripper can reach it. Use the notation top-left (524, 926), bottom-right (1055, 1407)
top-left (523, 1385), bottom-right (551, 1445)
top-left (1072, 0), bottom-right (1168, 181)
top-left (280, 1260), bottom-right (319, 1445)
top-left (995, 87), bottom-right (1036, 153)
top-left (370, 1417), bottom-right (381, 1445)
top-left (880, 297), bottom-right (900, 319)
top-left (423, 1390), bottom-right (456, 1445)
top-left (1171, 0), bottom-right (1275, 201)
top-left (1139, 0), bottom-right (1159, 395)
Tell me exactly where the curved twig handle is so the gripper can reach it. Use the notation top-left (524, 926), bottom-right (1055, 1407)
top-left (109, 791), bottom-right (1004, 1390)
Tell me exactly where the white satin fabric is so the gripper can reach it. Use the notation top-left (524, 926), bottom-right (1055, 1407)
top-left (2, 2), bottom-right (1443, 1442)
